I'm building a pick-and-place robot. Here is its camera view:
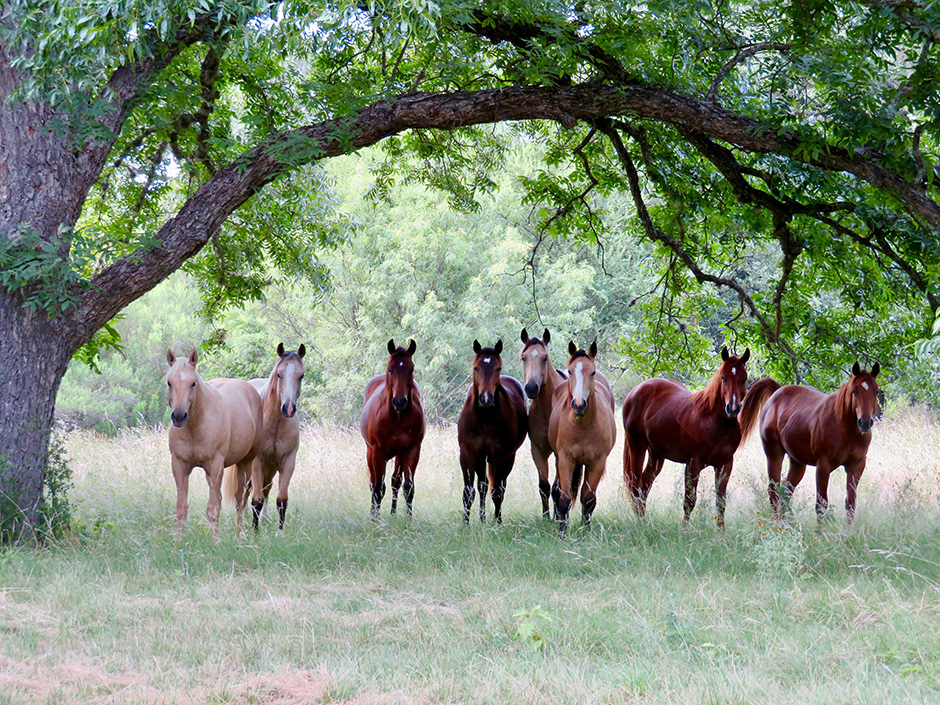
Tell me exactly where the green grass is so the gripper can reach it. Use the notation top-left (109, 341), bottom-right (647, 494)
top-left (2, 415), bottom-right (940, 704)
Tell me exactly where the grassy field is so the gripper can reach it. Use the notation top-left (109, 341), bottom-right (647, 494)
top-left (2, 408), bottom-right (940, 704)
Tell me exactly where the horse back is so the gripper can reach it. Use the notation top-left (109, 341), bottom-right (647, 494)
top-left (208, 378), bottom-right (264, 464)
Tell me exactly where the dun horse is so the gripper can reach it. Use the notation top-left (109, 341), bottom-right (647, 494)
top-left (246, 343), bottom-right (306, 531)
top-left (548, 341), bottom-right (616, 533)
top-left (165, 349), bottom-right (262, 539)
top-left (360, 340), bottom-right (426, 517)
top-left (621, 347), bottom-right (750, 528)
top-left (738, 362), bottom-right (880, 524)
top-left (457, 340), bottom-right (528, 524)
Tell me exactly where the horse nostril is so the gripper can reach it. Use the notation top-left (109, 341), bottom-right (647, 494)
top-left (479, 393), bottom-right (494, 407)
top-left (524, 382), bottom-right (539, 399)
top-left (572, 400), bottom-right (587, 416)
top-left (393, 397), bottom-right (408, 411)
top-left (726, 403), bottom-right (741, 418)
top-left (171, 410), bottom-right (188, 427)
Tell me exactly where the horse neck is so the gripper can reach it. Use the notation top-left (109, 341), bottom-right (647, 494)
top-left (691, 370), bottom-right (723, 417)
top-left (186, 375), bottom-right (215, 427)
top-left (262, 369), bottom-right (283, 422)
top-left (537, 364), bottom-right (565, 402)
top-left (833, 382), bottom-right (855, 428)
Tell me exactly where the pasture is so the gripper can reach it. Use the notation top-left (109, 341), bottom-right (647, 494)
top-left (2, 409), bottom-right (940, 704)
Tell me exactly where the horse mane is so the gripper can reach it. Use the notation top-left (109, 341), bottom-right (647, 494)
top-left (568, 349), bottom-right (591, 362)
top-left (835, 378), bottom-right (854, 424)
top-left (690, 365), bottom-right (723, 414)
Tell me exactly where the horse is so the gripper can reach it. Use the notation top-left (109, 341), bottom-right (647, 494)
top-left (738, 361), bottom-right (880, 524)
top-left (457, 339), bottom-right (528, 524)
top-left (165, 348), bottom-right (263, 540)
top-left (548, 340), bottom-right (617, 533)
top-left (360, 339), bottom-right (426, 517)
top-left (621, 346), bottom-right (750, 528)
top-left (245, 343), bottom-right (306, 531)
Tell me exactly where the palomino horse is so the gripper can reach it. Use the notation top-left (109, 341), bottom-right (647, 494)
top-left (738, 362), bottom-right (880, 524)
top-left (360, 339), bottom-right (426, 517)
top-left (457, 339), bottom-right (528, 524)
top-left (621, 346), bottom-right (750, 528)
top-left (165, 349), bottom-right (262, 539)
top-left (548, 340), bottom-right (616, 533)
top-left (247, 343), bottom-right (306, 531)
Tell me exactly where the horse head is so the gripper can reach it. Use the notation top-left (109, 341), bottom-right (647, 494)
top-left (566, 340), bottom-right (598, 417)
top-left (273, 342), bottom-right (306, 418)
top-left (386, 338), bottom-right (417, 412)
top-left (165, 348), bottom-right (200, 428)
top-left (849, 361), bottom-right (880, 432)
top-left (520, 327), bottom-right (552, 400)
top-left (719, 346), bottom-right (750, 419)
top-left (472, 339), bottom-right (503, 408)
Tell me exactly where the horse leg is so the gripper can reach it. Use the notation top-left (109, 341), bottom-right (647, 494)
top-left (531, 442), bottom-right (552, 518)
top-left (171, 456), bottom-right (191, 535)
top-left (580, 460), bottom-right (605, 529)
top-left (555, 453), bottom-right (575, 536)
top-left (390, 456), bottom-right (404, 516)
top-left (275, 450), bottom-right (298, 531)
top-left (367, 446), bottom-right (386, 519)
top-left (478, 462), bottom-right (490, 524)
top-left (205, 457), bottom-right (225, 543)
top-left (623, 436), bottom-right (647, 515)
top-left (763, 439), bottom-right (785, 520)
top-left (233, 459), bottom-right (251, 536)
top-left (845, 458), bottom-right (866, 526)
top-left (683, 460), bottom-right (703, 523)
top-left (491, 455), bottom-right (515, 525)
top-left (459, 448), bottom-right (477, 525)
top-left (250, 457), bottom-right (265, 531)
top-left (640, 453), bottom-right (664, 515)
top-left (401, 444), bottom-right (421, 518)
top-left (815, 461), bottom-right (833, 525)
top-left (783, 459), bottom-right (806, 520)
top-left (714, 459), bottom-right (732, 529)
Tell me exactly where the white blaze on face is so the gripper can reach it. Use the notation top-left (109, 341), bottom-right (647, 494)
top-left (861, 381), bottom-right (869, 390)
top-left (732, 367), bottom-right (736, 375)
top-left (573, 361), bottom-right (585, 404)
top-left (179, 372), bottom-right (187, 382)
top-left (399, 360), bottom-right (404, 367)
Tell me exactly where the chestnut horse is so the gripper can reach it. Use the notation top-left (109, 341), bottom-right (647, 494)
top-left (457, 339), bottom-right (528, 524)
top-left (165, 349), bottom-right (263, 540)
top-left (621, 346), bottom-right (750, 528)
top-left (548, 341), bottom-right (616, 533)
top-left (360, 339), bottom-right (426, 517)
top-left (247, 343), bottom-right (306, 531)
top-left (738, 362), bottom-right (880, 524)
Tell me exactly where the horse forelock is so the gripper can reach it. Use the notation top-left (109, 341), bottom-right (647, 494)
top-left (567, 349), bottom-right (591, 363)
top-left (521, 337), bottom-right (545, 353)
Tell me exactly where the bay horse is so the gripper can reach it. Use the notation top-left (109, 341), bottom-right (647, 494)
top-left (247, 343), bottom-right (306, 531)
top-left (360, 339), bottom-right (426, 517)
top-left (548, 340), bottom-right (616, 533)
top-left (457, 339), bottom-right (528, 524)
top-left (738, 361), bottom-right (881, 524)
top-left (621, 346), bottom-right (750, 528)
top-left (165, 348), bottom-right (263, 540)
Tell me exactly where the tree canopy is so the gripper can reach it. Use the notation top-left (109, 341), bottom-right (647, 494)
top-left (2, 0), bottom-right (940, 536)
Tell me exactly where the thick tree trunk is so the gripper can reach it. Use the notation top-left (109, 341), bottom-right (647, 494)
top-left (0, 294), bottom-right (75, 540)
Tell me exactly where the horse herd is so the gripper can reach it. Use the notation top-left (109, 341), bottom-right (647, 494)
top-left (164, 330), bottom-right (881, 539)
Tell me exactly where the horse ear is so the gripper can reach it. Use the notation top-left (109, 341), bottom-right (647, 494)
top-left (721, 346), bottom-right (729, 361)
top-left (388, 339), bottom-right (396, 355)
top-left (277, 342), bottom-right (286, 357)
top-left (495, 339), bottom-right (503, 356)
top-left (852, 361), bottom-right (861, 376)
top-left (166, 349), bottom-right (176, 366)
top-left (297, 344), bottom-right (306, 359)
top-left (871, 361), bottom-right (880, 378)
top-left (589, 340), bottom-right (598, 359)
top-left (407, 339), bottom-right (417, 356)
top-left (473, 339), bottom-right (482, 354)
top-left (188, 348), bottom-right (198, 366)
top-left (740, 348), bottom-right (751, 364)
top-left (543, 328), bottom-right (551, 344)
top-left (568, 341), bottom-right (577, 356)
top-left (520, 328), bottom-right (529, 344)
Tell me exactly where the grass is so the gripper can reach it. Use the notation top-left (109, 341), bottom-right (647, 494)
top-left (2, 409), bottom-right (940, 703)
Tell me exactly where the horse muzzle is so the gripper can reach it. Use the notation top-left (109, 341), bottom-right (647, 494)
top-left (170, 410), bottom-right (188, 427)
top-left (571, 399), bottom-right (588, 417)
top-left (524, 381), bottom-right (540, 399)
top-left (281, 401), bottom-right (297, 418)
top-left (725, 402), bottom-right (741, 419)
top-left (392, 396), bottom-right (409, 411)
top-left (857, 416), bottom-right (874, 432)
top-left (478, 392), bottom-right (495, 408)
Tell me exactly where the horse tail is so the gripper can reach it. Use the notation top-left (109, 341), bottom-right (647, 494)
top-left (221, 465), bottom-right (238, 506)
top-left (739, 377), bottom-right (782, 442)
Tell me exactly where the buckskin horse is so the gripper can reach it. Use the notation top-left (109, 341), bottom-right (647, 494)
top-left (621, 346), bottom-right (750, 528)
top-left (360, 339), bottom-right (426, 517)
top-left (165, 348), bottom-right (262, 540)
top-left (457, 339), bottom-right (528, 524)
top-left (548, 340), bottom-right (616, 534)
top-left (738, 361), bottom-right (881, 524)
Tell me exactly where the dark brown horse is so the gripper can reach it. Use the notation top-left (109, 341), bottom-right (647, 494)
top-left (457, 339), bottom-right (528, 524)
top-left (738, 362), bottom-right (881, 524)
top-left (621, 346), bottom-right (750, 528)
top-left (360, 339), bottom-right (426, 517)
top-left (548, 341), bottom-right (617, 533)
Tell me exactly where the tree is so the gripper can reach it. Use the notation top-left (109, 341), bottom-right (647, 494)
top-left (2, 0), bottom-right (939, 538)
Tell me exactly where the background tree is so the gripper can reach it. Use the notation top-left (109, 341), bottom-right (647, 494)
top-left (3, 0), bottom-right (940, 538)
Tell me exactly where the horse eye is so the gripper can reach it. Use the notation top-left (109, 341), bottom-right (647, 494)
top-left (591, 371), bottom-right (596, 377)
top-left (167, 381), bottom-right (171, 387)
top-left (191, 381), bottom-right (196, 388)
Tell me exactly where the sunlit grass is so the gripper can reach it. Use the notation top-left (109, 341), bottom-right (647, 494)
top-left (1, 409), bottom-right (939, 703)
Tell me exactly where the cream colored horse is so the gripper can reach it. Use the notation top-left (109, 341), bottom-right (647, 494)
top-left (166, 349), bottom-right (263, 540)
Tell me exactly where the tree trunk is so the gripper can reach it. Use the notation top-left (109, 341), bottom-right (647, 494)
top-left (0, 294), bottom-right (75, 541)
